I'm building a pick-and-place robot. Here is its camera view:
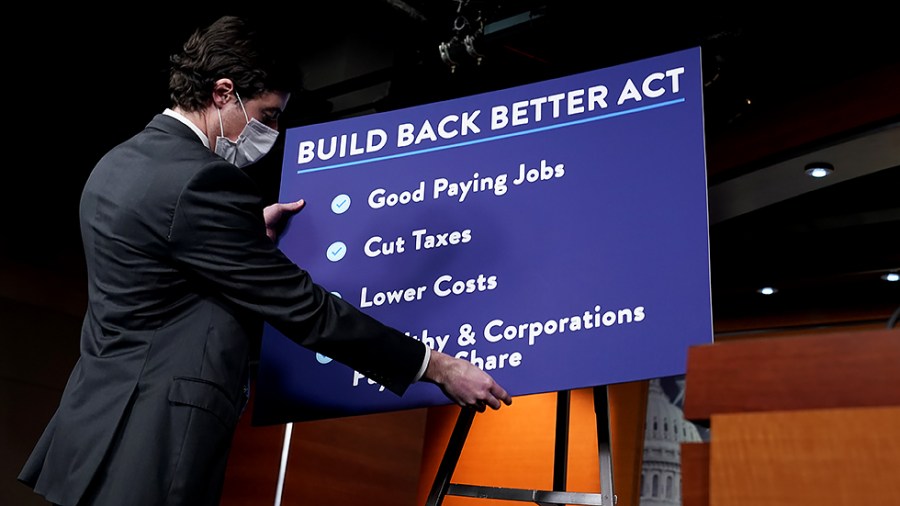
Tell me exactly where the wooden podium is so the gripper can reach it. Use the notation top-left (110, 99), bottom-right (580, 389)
top-left (680, 328), bottom-right (900, 506)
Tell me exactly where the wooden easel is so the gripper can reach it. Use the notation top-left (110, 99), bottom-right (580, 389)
top-left (425, 386), bottom-right (616, 505)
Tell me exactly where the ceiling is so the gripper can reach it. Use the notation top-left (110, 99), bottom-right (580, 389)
top-left (3, 2), bottom-right (898, 336)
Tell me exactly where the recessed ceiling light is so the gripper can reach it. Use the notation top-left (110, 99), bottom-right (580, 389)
top-left (804, 162), bottom-right (834, 178)
top-left (757, 286), bottom-right (778, 295)
top-left (882, 272), bottom-right (900, 282)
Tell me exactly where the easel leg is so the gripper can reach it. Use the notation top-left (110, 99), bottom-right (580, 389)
top-left (422, 392), bottom-right (610, 506)
top-left (553, 390), bottom-right (570, 491)
top-left (425, 407), bottom-right (477, 506)
top-left (594, 386), bottom-right (616, 505)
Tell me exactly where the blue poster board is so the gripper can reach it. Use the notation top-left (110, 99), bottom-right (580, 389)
top-left (253, 47), bottom-right (712, 424)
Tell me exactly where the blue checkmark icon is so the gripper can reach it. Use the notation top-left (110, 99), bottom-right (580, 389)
top-left (327, 241), bottom-right (347, 262)
top-left (331, 194), bottom-right (351, 214)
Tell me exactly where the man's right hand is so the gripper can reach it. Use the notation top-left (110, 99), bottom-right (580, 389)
top-left (263, 199), bottom-right (305, 241)
top-left (422, 350), bottom-right (512, 411)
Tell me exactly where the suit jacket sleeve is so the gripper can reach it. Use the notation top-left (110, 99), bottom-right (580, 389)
top-left (167, 161), bottom-right (425, 395)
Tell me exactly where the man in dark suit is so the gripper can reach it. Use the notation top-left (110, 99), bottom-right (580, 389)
top-left (18, 15), bottom-right (511, 506)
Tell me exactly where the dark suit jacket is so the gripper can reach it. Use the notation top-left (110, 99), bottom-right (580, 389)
top-left (18, 114), bottom-right (426, 506)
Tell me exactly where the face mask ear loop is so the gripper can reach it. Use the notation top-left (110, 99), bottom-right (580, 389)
top-left (217, 105), bottom-right (225, 137)
top-left (235, 91), bottom-right (250, 124)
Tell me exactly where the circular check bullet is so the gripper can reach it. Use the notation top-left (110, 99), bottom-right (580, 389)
top-left (327, 241), bottom-right (347, 262)
top-left (331, 194), bottom-right (351, 214)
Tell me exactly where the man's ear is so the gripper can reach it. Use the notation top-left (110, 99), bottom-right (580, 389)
top-left (212, 78), bottom-right (235, 108)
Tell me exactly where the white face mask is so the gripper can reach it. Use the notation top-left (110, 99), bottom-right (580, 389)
top-left (215, 92), bottom-right (279, 168)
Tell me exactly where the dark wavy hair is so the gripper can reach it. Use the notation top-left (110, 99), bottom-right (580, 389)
top-left (168, 15), bottom-right (303, 112)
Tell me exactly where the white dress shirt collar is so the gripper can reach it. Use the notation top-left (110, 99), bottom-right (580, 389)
top-left (163, 108), bottom-right (210, 149)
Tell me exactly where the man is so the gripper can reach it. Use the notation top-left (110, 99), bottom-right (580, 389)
top-left (19, 15), bottom-right (511, 506)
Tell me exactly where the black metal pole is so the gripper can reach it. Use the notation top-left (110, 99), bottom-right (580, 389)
top-left (425, 407), bottom-right (477, 506)
top-left (553, 390), bottom-right (571, 491)
top-left (594, 385), bottom-right (616, 505)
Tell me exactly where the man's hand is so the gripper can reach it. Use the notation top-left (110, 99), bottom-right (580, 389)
top-left (422, 350), bottom-right (512, 412)
top-left (263, 199), bottom-right (305, 241)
